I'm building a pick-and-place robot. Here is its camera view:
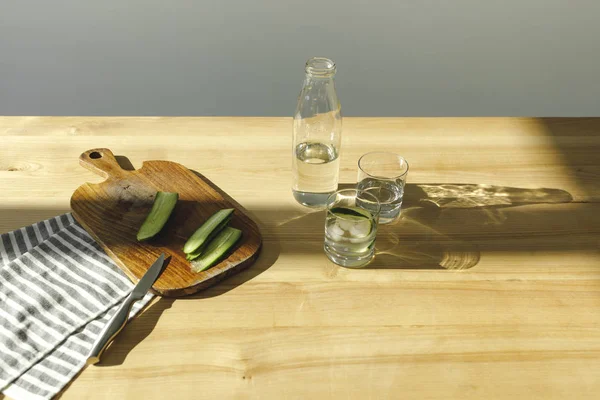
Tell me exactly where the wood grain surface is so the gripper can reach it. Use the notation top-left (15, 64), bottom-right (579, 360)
top-left (1, 117), bottom-right (599, 399)
top-left (71, 148), bottom-right (262, 297)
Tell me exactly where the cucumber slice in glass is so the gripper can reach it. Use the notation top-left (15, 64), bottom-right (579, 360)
top-left (330, 206), bottom-right (372, 220)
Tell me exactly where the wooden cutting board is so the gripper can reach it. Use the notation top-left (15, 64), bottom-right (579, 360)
top-left (70, 148), bottom-right (262, 297)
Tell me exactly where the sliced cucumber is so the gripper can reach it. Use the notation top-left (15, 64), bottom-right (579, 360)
top-left (186, 248), bottom-right (203, 261)
top-left (330, 206), bottom-right (372, 220)
top-left (183, 208), bottom-right (234, 254)
top-left (185, 212), bottom-right (231, 260)
top-left (185, 214), bottom-right (232, 260)
top-left (136, 192), bottom-right (179, 241)
top-left (191, 227), bottom-right (242, 272)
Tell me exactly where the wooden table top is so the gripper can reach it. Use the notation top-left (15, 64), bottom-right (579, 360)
top-left (1, 117), bottom-right (599, 399)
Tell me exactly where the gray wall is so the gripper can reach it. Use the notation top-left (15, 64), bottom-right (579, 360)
top-left (1, 0), bottom-right (599, 116)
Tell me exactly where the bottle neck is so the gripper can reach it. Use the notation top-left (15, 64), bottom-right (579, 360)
top-left (295, 57), bottom-right (341, 121)
top-left (303, 74), bottom-right (335, 86)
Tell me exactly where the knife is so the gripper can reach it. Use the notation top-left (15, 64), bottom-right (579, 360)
top-left (86, 253), bottom-right (166, 365)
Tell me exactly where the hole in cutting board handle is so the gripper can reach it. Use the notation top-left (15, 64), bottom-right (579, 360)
top-left (89, 151), bottom-right (103, 159)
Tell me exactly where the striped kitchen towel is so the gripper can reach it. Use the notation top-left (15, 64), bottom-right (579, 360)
top-left (0, 214), bottom-right (154, 400)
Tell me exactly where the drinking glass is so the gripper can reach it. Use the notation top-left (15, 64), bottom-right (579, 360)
top-left (324, 189), bottom-right (381, 268)
top-left (357, 152), bottom-right (409, 224)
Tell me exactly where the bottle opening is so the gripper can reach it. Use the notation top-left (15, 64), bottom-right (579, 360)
top-left (305, 57), bottom-right (336, 77)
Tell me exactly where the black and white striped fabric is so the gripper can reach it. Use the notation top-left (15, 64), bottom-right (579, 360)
top-left (0, 214), bottom-right (153, 400)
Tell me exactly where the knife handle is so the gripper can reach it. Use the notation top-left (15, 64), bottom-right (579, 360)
top-left (86, 294), bottom-right (137, 365)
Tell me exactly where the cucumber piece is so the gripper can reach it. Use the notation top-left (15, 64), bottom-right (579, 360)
top-left (136, 192), bottom-right (179, 241)
top-left (191, 227), bottom-right (242, 272)
top-left (183, 208), bottom-right (234, 254)
top-left (330, 206), bottom-right (372, 220)
top-left (185, 214), bottom-right (232, 260)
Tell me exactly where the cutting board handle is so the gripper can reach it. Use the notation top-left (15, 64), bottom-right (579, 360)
top-left (79, 148), bottom-right (125, 180)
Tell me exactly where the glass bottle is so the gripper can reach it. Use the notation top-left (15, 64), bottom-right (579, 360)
top-left (292, 57), bottom-right (342, 207)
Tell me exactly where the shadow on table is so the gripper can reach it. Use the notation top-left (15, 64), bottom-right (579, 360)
top-left (374, 183), bottom-right (573, 270)
top-left (271, 182), bottom-right (575, 271)
top-left (95, 298), bottom-right (175, 367)
top-left (538, 118), bottom-right (598, 200)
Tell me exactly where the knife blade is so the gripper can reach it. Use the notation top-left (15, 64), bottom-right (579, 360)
top-left (86, 253), bottom-right (166, 365)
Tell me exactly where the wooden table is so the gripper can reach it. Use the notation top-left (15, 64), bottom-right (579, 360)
top-left (1, 117), bottom-right (599, 399)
